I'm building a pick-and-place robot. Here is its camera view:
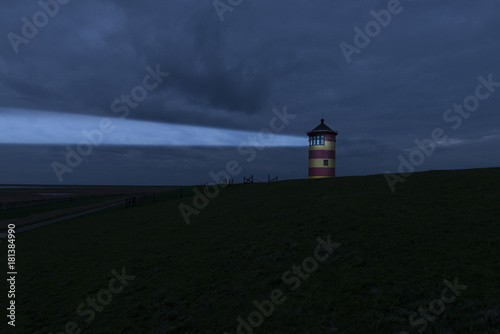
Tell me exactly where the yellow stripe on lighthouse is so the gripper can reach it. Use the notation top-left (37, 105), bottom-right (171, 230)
top-left (308, 158), bottom-right (335, 168)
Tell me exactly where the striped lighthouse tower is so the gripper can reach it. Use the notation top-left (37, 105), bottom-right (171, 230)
top-left (307, 118), bottom-right (338, 178)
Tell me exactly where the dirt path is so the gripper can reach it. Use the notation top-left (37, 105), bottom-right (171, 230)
top-left (0, 200), bottom-right (125, 237)
top-left (0, 197), bottom-right (129, 232)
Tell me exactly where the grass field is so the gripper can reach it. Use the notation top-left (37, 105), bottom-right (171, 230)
top-left (1, 168), bottom-right (499, 333)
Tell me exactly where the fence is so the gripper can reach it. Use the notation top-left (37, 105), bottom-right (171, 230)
top-left (243, 174), bottom-right (278, 184)
top-left (124, 174), bottom-right (279, 208)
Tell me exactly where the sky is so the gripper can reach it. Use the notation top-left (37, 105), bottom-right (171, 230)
top-left (0, 0), bottom-right (499, 185)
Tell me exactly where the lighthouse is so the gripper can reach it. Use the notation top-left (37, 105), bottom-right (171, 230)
top-left (307, 118), bottom-right (338, 178)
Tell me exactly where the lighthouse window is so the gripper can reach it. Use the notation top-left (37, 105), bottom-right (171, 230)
top-left (324, 160), bottom-right (328, 166)
top-left (310, 135), bottom-right (325, 146)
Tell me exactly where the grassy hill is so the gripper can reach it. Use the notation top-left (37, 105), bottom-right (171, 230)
top-left (1, 168), bottom-right (500, 333)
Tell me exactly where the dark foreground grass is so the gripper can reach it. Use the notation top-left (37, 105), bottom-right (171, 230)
top-left (1, 168), bottom-right (499, 333)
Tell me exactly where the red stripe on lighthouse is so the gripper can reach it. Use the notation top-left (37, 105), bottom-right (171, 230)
top-left (309, 150), bottom-right (335, 159)
top-left (308, 167), bottom-right (335, 177)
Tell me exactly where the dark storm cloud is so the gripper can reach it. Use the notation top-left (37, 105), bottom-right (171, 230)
top-left (0, 1), bottom-right (275, 129)
top-left (1, 0), bottom-right (500, 184)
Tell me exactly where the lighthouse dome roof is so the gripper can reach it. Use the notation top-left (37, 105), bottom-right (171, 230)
top-left (307, 118), bottom-right (338, 136)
